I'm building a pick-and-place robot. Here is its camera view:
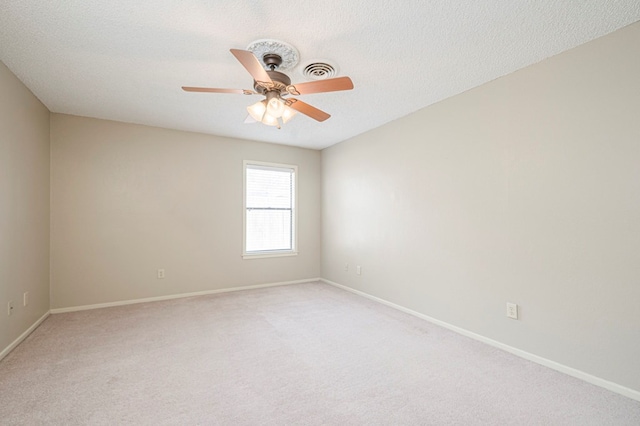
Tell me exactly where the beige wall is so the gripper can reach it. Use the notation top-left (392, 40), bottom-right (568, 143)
top-left (0, 62), bottom-right (50, 352)
top-left (322, 22), bottom-right (640, 392)
top-left (50, 114), bottom-right (321, 309)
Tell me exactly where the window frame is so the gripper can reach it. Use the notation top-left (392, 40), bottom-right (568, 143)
top-left (242, 160), bottom-right (298, 259)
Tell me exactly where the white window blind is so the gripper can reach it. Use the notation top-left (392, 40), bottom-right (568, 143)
top-left (244, 162), bottom-right (296, 255)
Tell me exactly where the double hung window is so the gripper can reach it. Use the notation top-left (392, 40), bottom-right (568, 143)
top-left (243, 161), bottom-right (297, 258)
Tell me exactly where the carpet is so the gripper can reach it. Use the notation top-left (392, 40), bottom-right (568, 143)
top-left (1, 282), bottom-right (639, 425)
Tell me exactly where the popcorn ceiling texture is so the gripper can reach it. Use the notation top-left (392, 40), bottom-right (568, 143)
top-left (1, 1), bottom-right (639, 149)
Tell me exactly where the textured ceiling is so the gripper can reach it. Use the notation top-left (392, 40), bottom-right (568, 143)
top-left (1, 1), bottom-right (639, 150)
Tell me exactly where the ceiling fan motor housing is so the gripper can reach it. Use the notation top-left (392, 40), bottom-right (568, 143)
top-left (254, 70), bottom-right (291, 94)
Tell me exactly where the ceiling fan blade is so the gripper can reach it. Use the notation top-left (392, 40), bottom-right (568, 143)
top-left (287, 76), bottom-right (354, 96)
top-left (285, 98), bottom-right (331, 122)
top-left (230, 49), bottom-right (273, 88)
top-left (182, 86), bottom-right (255, 95)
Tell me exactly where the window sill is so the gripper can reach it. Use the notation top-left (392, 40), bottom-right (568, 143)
top-left (243, 251), bottom-right (298, 260)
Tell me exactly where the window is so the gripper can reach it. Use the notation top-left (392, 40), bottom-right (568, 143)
top-left (243, 161), bottom-right (297, 258)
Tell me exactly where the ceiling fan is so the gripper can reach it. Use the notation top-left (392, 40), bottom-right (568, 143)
top-left (182, 47), bottom-right (354, 129)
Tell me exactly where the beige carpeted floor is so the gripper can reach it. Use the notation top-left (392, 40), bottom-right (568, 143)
top-left (1, 282), bottom-right (639, 425)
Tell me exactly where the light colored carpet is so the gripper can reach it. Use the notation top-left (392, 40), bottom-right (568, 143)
top-left (1, 282), bottom-right (639, 425)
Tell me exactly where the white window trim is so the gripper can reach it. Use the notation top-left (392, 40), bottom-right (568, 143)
top-left (243, 160), bottom-right (298, 259)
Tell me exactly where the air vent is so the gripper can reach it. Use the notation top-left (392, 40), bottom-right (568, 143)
top-left (301, 60), bottom-right (338, 80)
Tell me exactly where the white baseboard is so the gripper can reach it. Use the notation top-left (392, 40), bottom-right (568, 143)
top-left (50, 278), bottom-right (321, 314)
top-left (0, 311), bottom-right (50, 362)
top-left (321, 278), bottom-right (640, 403)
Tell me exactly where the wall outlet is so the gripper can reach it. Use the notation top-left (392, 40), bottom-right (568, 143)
top-left (157, 269), bottom-right (165, 279)
top-left (344, 263), bottom-right (349, 272)
top-left (506, 302), bottom-right (518, 319)
top-left (23, 291), bottom-right (29, 307)
top-left (8, 301), bottom-right (14, 316)
top-left (356, 265), bottom-right (362, 275)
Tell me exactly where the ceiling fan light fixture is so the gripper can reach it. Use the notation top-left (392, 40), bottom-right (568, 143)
top-left (249, 91), bottom-right (296, 128)
top-left (247, 98), bottom-right (289, 128)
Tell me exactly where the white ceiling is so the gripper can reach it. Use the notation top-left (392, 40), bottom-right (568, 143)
top-left (1, 1), bottom-right (639, 150)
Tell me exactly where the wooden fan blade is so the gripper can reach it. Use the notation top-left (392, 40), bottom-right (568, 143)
top-left (287, 76), bottom-right (354, 96)
top-left (230, 49), bottom-right (273, 87)
top-left (182, 86), bottom-right (255, 95)
top-left (285, 98), bottom-right (331, 122)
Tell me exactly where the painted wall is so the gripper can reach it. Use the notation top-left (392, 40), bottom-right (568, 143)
top-left (50, 114), bottom-right (321, 309)
top-left (0, 62), bottom-right (50, 353)
top-left (322, 23), bottom-right (640, 392)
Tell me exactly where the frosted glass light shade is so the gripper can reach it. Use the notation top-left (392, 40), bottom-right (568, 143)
top-left (266, 97), bottom-right (285, 118)
top-left (247, 100), bottom-right (267, 122)
top-left (281, 106), bottom-right (298, 124)
top-left (260, 113), bottom-right (279, 127)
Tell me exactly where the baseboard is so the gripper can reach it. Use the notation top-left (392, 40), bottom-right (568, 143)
top-left (50, 278), bottom-right (321, 314)
top-left (321, 278), bottom-right (640, 403)
top-left (0, 311), bottom-right (51, 362)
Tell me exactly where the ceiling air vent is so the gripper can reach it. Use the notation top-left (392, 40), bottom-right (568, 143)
top-left (301, 60), bottom-right (338, 80)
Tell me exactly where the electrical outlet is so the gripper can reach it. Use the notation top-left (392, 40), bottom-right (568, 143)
top-left (8, 301), bottom-right (14, 316)
top-left (344, 263), bottom-right (349, 272)
top-left (356, 265), bottom-right (362, 275)
top-left (506, 302), bottom-right (518, 319)
top-left (157, 269), bottom-right (165, 279)
top-left (23, 292), bottom-right (29, 307)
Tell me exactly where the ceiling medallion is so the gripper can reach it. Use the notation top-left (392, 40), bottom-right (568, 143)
top-left (247, 39), bottom-right (300, 71)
